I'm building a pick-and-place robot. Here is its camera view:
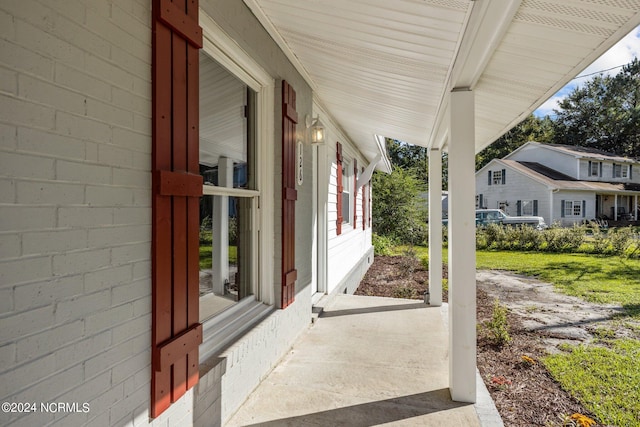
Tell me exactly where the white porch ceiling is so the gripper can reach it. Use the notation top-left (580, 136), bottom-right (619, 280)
top-left (244, 0), bottom-right (640, 165)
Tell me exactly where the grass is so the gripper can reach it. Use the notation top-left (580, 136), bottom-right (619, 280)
top-left (544, 339), bottom-right (640, 427)
top-left (398, 246), bottom-right (640, 317)
top-left (475, 250), bottom-right (640, 318)
top-left (199, 245), bottom-right (237, 269)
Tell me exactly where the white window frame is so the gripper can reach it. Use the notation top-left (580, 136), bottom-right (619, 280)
top-left (590, 161), bottom-right (599, 176)
top-left (198, 11), bottom-right (276, 362)
top-left (342, 158), bottom-right (352, 226)
top-left (564, 200), bottom-right (581, 217)
top-left (492, 170), bottom-right (502, 185)
top-left (613, 163), bottom-right (628, 178)
top-left (521, 200), bottom-right (534, 216)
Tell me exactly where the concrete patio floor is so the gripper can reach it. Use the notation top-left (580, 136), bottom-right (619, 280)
top-left (226, 294), bottom-right (502, 426)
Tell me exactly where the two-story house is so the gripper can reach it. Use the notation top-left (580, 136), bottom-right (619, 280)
top-left (476, 142), bottom-right (640, 226)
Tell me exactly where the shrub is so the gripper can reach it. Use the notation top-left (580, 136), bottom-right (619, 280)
top-left (609, 227), bottom-right (633, 255)
top-left (482, 299), bottom-right (511, 346)
top-left (542, 224), bottom-right (585, 252)
top-left (372, 233), bottom-right (394, 256)
top-left (398, 246), bottom-right (419, 276)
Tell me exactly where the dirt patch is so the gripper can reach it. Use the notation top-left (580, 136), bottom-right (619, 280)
top-left (356, 255), bottom-right (635, 426)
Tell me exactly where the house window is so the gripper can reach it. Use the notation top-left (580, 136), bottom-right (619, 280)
top-left (564, 200), bottom-right (582, 217)
top-left (492, 170), bottom-right (503, 185)
top-left (198, 51), bottom-right (258, 322)
top-left (613, 164), bottom-right (628, 178)
top-left (590, 161), bottom-right (599, 176)
top-left (342, 159), bottom-right (351, 224)
top-left (521, 200), bottom-right (534, 216)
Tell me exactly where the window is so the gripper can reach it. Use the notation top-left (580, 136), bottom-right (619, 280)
top-left (198, 52), bottom-right (259, 322)
top-left (492, 170), bottom-right (503, 185)
top-left (521, 200), bottom-right (534, 216)
top-left (613, 164), bottom-right (622, 178)
top-left (613, 163), bottom-right (629, 178)
top-left (589, 161), bottom-right (600, 176)
top-left (564, 200), bottom-right (582, 217)
top-left (342, 159), bottom-right (351, 225)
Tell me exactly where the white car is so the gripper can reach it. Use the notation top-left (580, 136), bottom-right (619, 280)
top-left (475, 209), bottom-right (547, 230)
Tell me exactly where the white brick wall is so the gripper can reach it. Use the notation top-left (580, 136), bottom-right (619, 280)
top-left (0, 0), bottom-right (155, 425)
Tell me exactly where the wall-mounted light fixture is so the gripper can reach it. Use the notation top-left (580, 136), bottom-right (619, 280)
top-left (305, 115), bottom-right (325, 145)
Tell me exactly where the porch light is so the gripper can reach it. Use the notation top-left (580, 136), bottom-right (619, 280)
top-left (306, 115), bottom-right (326, 145)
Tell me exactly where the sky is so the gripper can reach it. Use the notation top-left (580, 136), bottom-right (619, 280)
top-left (533, 25), bottom-right (640, 118)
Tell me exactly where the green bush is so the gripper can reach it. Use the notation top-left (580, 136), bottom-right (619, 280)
top-left (542, 224), bottom-right (585, 252)
top-left (609, 227), bottom-right (634, 255)
top-left (372, 233), bottom-right (394, 256)
top-left (482, 299), bottom-right (512, 346)
top-left (372, 167), bottom-right (428, 245)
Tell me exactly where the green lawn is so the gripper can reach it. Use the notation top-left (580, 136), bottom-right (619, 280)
top-left (408, 246), bottom-right (640, 318)
top-left (475, 250), bottom-right (640, 316)
top-left (544, 339), bottom-right (640, 427)
top-left (199, 245), bottom-right (237, 269)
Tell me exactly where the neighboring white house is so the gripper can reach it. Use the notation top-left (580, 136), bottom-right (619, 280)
top-left (476, 142), bottom-right (640, 226)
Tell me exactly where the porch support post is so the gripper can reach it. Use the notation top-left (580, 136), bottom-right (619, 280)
top-left (635, 194), bottom-right (638, 221)
top-left (212, 156), bottom-right (233, 295)
top-left (614, 195), bottom-right (618, 221)
top-left (428, 148), bottom-right (443, 307)
top-left (447, 88), bottom-right (476, 403)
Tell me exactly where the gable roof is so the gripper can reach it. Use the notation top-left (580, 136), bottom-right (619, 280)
top-left (494, 159), bottom-right (640, 194)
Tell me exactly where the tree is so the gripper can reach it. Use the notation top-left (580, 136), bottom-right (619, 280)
top-left (475, 114), bottom-right (555, 170)
top-left (386, 138), bottom-right (429, 184)
top-left (372, 166), bottom-right (427, 245)
top-left (552, 58), bottom-right (640, 157)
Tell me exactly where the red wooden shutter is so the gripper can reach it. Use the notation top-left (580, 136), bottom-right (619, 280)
top-left (362, 167), bottom-right (366, 230)
top-left (336, 142), bottom-right (343, 235)
top-left (282, 81), bottom-right (298, 309)
top-left (151, 0), bottom-right (203, 418)
top-left (353, 159), bottom-right (357, 225)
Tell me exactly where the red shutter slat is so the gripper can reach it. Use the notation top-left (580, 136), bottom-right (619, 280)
top-left (336, 142), bottom-right (343, 235)
top-left (353, 159), bottom-right (357, 225)
top-left (362, 167), bottom-right (366, 230)
top-left (281, 81), bottom-right (298, 309)
top-left (158, 0), bottom-right (203, 48)
top-left (151, 0), bottom-right (202, 418)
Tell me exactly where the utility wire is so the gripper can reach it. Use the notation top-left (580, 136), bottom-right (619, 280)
top-left (573, 64), bottom-right (627, 80)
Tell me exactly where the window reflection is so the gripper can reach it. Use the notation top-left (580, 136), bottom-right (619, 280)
top-left (198, 51), bottom-right (257, 322)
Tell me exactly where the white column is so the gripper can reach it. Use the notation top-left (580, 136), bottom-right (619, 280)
top-left (635, 195), bottom-right (638, 221)
top-left (428, 148), bottom-right (443, 307)
top-left (614, 195), bottom-right (618, 221)
top-left (212, 157), bottom-right (234, 295)
top-left (447, 89), bottom-right (476, 403)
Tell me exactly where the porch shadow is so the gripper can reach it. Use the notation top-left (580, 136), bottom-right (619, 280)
top-left (241, 389), bottom-right (469, 427)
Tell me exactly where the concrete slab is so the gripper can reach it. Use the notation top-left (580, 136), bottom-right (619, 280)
top-left (226, 294), bottom-right (493, 426)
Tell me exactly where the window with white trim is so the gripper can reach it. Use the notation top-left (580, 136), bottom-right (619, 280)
top-left (564, 200), bottom-right (582, 217)
top-left (590, 161), bottom-right (599, 176)
top-left (492, 170), bottom-right (503, 185)
top-left (342, 159), bottom-right (352, 225)
top-left (521, 200), bottom-right (534, 216)
top-left (198, 51), bottom-right (258, 322)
